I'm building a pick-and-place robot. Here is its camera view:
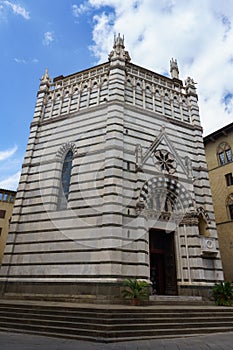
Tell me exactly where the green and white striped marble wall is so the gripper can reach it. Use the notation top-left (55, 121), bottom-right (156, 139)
top-left (0, 35), bottom-right (223, 299)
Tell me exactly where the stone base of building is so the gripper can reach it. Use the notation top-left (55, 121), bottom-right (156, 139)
top-left (0, 280), bottom-right (214, 304)
top-left (0, 280), bottom-right (126, 304)
top-left (178, 285), bottom-right (213, 300)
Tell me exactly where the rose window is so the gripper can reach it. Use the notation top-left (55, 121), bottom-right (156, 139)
top-left (154, 149), bottom-right (176, 174)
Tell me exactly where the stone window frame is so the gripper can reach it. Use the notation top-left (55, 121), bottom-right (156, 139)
top-left (225, 173), bottom-right (233, 187)
top-left (217, 142), bottom-right (232, 166)
top-left (0, 210), bottom-right (6, 219)
top-left (226, 193), bottom-right (233, 220)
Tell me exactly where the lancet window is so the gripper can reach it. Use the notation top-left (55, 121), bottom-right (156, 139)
top-left (57, 150), bottom-right (73, 210)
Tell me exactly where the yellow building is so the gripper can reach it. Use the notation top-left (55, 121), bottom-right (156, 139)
top-left (204, 122), bottom-right (233, 282)
top-left (0, 189), bottom-right (16, 265)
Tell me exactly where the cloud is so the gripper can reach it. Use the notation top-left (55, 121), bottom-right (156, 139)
top-left (14, 57), bottom-right (39, 64)
top-left (0, 145), bottom-right (17, 161)
top-left (0, 171), bottom-right (20, 191)
top-left (89, 12), bottom-right (115, 61)
top-left (78, 0), bottom-right (233, 136)
top-left (0, 146), bottom-right (22, 190)
top-left (43, 31), bottom-right (55, 46)
top-left (72, 3), bottom-right (91, 17)
top-left (3, 1), bottom-right (30, 19)
top-left (222, 92), bottom-right (233, 113)
top-left (14, 58), bottom-right (27, 64)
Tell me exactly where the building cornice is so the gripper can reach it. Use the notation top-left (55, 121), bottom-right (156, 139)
top-left (204, 122), bottom-right (233, 144)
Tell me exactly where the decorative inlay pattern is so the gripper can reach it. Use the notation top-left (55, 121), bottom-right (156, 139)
top-left (138, 176), bottom-right (193, 214)
top-left (154, 149), bottom-right (176, 174)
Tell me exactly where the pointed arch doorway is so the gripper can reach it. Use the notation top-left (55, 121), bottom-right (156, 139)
top-left (149, 229), bottom-right (178, 295)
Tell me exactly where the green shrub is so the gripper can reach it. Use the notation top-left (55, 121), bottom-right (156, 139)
top-left (122, 279), bottom-right (150, 303)
top-left (212, 281), bottom-right (233, 306)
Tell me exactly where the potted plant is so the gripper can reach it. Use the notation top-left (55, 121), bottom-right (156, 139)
top-left (122, 279), bottom-right (150, 306)
top-left (212, 281), bottom-right (233, 306)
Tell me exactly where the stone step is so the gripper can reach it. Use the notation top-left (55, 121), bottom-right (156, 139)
top-left (1, 309), bottom-right (233, 323)
top-left (2, 326), bottom-right (233, 344)
top-left (1, 305), bottom-right (233, 320)
top-left (149, 295), bottom-right (205, 305)
top-left (1, 300), bottom-right (233, 314)
top-left (0, 315), bottom-right (233, 330)
top-left (1, 321), bottom-right (233, 343)
top-left (95, 326), bottom-right (233, 343)
top-left (0, 300), bottom-right (233, 342)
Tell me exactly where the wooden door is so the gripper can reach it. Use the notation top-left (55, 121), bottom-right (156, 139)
top-left (149, 229), bottom-right (177, 295)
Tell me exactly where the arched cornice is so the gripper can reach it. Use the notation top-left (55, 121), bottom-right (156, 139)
top-left (137, 176), bottom-right (194, 214)
top-left (56, 141), bottom-right (78, 162)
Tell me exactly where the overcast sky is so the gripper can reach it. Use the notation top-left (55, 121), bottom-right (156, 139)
top-left (0, 0), bottom-right (233, 190)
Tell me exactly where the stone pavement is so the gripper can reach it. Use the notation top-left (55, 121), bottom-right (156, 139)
top-left (1, 330), bottom-right (233, 350)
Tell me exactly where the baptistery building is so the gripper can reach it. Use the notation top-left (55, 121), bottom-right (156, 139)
top-left (0, 35), bottom-right (223, 301)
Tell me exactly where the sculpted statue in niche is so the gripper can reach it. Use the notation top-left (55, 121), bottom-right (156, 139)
top-left (185, 156), bottom-right (193, 178)
top-left (148, 191), bottom-right (174, 213)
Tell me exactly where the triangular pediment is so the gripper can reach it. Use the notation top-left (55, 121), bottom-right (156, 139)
top-left (136, 126), bottom-right (191, 177)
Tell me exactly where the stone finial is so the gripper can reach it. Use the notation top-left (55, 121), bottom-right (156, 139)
top-left (170, 58), bottom-right (179, 79)
top-left (108, 33), bottom-right (131, 63)
top-left (185, 76), bottom-right (195, 87)
top-left (39, 68), bottom-right (51, 91)
top-left (185, 76), bottom-right (197, 96)
top-left (41, 68), bottom-right (50, 83)
top-left (114, 33), bottom-right (125, 48)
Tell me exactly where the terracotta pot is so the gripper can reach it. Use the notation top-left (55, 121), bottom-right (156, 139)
top-left (130, 298), bottom-right (140, 306)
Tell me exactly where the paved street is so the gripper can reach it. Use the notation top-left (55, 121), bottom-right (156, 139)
top-left (1, 330), bottom-right (233, 350)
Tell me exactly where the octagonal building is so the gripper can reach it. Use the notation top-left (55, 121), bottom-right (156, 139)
top-left (0, 35), bottom-right (223, 301)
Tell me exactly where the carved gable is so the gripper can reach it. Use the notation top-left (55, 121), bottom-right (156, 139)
top-left (136, 126), bottom-right (191, 178)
